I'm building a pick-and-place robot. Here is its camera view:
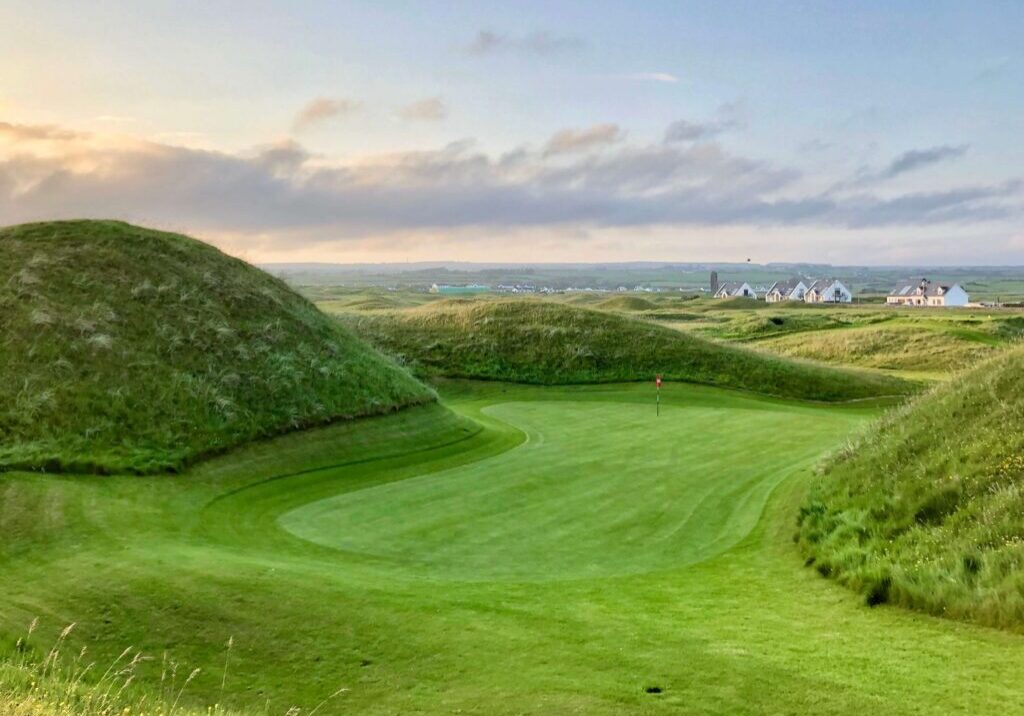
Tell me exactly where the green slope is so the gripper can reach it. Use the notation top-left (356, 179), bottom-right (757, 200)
top-left (344, 299), bottom-right (916, 402)
top-left (798, 345), bottom-right (1024, 629)
top-left (759, 323), bottom-right (1001, 374)
top-left (0, 220), bottom-right (432, 474)
top-left (7, 384), bottom-right (1024, 715)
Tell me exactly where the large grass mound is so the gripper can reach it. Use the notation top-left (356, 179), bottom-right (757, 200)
top-left (798, 345), bottom-right (1024, 629)
top-left (344, 300), bottom-right (915, 401)
top-left (0, 220), bottom-right (432, 473)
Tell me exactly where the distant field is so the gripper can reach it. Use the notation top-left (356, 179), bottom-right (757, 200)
top-left (272, 263), bottom-right (1024, 303)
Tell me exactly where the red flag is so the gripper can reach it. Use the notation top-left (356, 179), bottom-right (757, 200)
top-left (655, 375), bottom-right (662, 388)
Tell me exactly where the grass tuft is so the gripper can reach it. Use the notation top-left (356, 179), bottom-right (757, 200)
top-left (0, 619), bottom-right (346, 716)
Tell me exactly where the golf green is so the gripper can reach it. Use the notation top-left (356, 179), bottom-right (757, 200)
top-left (282, 398), bottom-right (853, 580)
top-left (4, 382), bottom-right (1024, 715)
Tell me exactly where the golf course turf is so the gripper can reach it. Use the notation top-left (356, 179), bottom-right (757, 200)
top-left (5, 381), bottom-right (1024, 715)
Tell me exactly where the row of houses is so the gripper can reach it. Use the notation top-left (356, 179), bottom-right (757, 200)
top-left (713, 276), bottom-right (971, 307)
top-left (713, 278), bottom-right (854, 303)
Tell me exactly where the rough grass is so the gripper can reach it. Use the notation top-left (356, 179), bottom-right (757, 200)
top-left (798, 345), bottom-right (1024, 629)
top-left (344, 299), bottom-right (916, 402)
top-left (0, 619), bottom-right (337, 715)
top-left (596, 295), bottom-right (658, 311)
top-left (761, 324), bottom-right (1001, 372)
top-left (693, 309), bottom-right (890, 341)
top-left (0, 220), bottom-right (432, 474)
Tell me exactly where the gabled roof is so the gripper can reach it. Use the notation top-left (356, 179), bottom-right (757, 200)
top-left (768, 278), bottom-right (806, 295)
top-left (924, 283), bottom-right (961, 297)
top-left (806, 278), bottom-right (843, 292)
top-left (716, 281), bottom-right (753, 295)
top-left (889, 279), bottom-right (961, 297)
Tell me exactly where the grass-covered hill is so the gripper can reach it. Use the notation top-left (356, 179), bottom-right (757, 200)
top-left (798, 345), bottom-right (1024, 629)
top-left (0, 220), bottom-right (433, 474)
top-left (761, 324), bottom-right (1001, 374)
top-left (343, 299), bottom-right (916, 402)
top-left (596, 295), bottom-right (659, 311)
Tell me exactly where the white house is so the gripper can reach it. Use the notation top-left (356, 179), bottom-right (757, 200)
top-left (805, 279), bottom-right (853, 304)
top-left (714, 281), bottom-right (758, 300)
top-left (765, 278), bottom-right (809, 303)
top-left (887, 279), bottom-right (969, 307)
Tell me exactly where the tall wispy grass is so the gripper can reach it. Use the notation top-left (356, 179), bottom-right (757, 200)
top-left (798, 346), bottom-right (1024, 630)
top-left (0, 620), bottom-right (348, 716)
top-left (762, 323), bottom-right (1001, 372)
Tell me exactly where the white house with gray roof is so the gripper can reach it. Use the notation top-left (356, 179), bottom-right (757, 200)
top-left (714, 281), bottom-right (758, 299)
top-left (765, 278), bottom-right (809, 303)
top-left (887, 279), bottom-right (968, 307)
top-left (805, 279), bottom-right (853, 304)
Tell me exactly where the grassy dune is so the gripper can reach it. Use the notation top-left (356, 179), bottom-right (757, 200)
top-left (760, 323), bottom-right (1001, 373)
top-left (6, 384), bottom-right (1024, 714)
top-left (798, 346), bottom-right (1024, 629)
top-left (343, 299), bottom-right (916, 401)
top-left (0, 220), bottom-right (432, 474)
top-left (596, 295), bottom-right (659, 311)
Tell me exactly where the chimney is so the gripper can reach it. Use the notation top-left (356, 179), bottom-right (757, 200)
top-left (710, 270), bottom-right (719, 294)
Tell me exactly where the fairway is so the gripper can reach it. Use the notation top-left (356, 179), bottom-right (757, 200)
top-left (5, 383), bottom-right (1024, 715)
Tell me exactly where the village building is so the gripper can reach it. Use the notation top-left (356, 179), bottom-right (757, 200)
top-left (429, 283), bottom-right (491, 295)
top-left (804, 279), bottom-right (853, 304)
top-left (765, 278), bottom-right (809, 303)
top-left (714, 281), bottom-right (758, 300)
top-left (887, 279), bottom-right (969, 307)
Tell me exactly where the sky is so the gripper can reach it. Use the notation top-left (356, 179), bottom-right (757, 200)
top-left (1, 1), bottom-right (1022, 264)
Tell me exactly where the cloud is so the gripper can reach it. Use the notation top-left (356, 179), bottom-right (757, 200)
top-left (94, 115), bottom-right (137, 124)
top-left (614, 72), bottom-right (679, 84)
top-left (466, 29), bottom-right (584, 56)
top-left (832, 181), bottom-right (1021, 227)
top-left (664, 104), bottom-right (744, 143)
top-left (292, 97), bottom-right (359, 131)
top-left (798, 139), bottom-right (833, 154)
top-left (0, 120), bottom-right (1019, 250)
top-left (0, 121), bottom-right (85, 142)
top-left (664, 120), bottom-right (717, 143)
top-left (834, 144), bottom-right (971, 191)
top-left (974, 56), bottom-right (1011, 82)
top-left (254, 139), bottom-right (312, 177)
top-left (466, 30), bottom-right (504, 55)
top-left (397, 97), bottom-right (446, 122)
top-left (544, 124), bottom-right (625, 156)
top-left (881, 144), bottom-right (969, 179)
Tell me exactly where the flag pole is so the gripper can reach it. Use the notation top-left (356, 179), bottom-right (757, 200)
top-left (656, 374), bottom-right (661, 416)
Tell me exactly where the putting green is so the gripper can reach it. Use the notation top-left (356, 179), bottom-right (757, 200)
top-left (282, 399), bottom-right (857, 580)
top-left (5, 382), bottom-right (1024, 715)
